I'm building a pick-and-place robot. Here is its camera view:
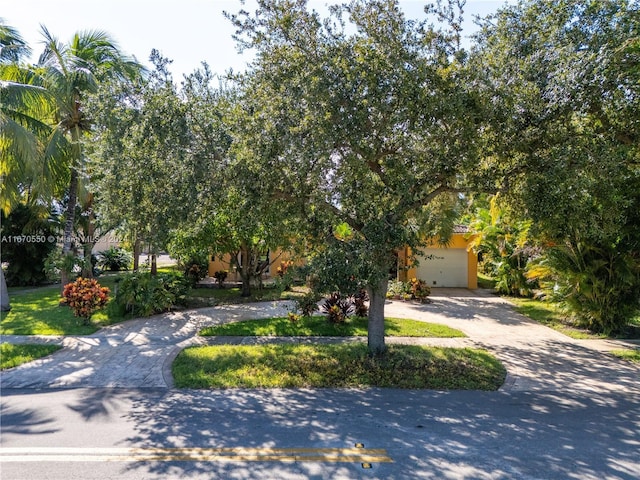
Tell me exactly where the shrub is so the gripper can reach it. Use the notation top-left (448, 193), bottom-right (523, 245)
top-left (386, 279), bottom-right (431, 303)
top-left (387, 279), bottom-right (411, 299)
top-left (213, 270), bottom-right (228, 289)
top-left (97, 247), bottom-right (133, 272)
top-left (294, 291), bottom-right (321, 317)
top-left (352, 289), bottom-right (369, 317)
top-left (1, 205), bottom-right (56, 286)
top-left (62, 278), bottom-right (110, 324)
top-left (276, 260), bottom-right (294, 278)
top-left (321, 292), bottom-right (354, 324)
top-left (409, 278), bottom-right (431, 303)
top-left (111, 272), bottom-right (190, 317)
top-left (183, 257), bottom-right (208, 288)
top-left (531, 241), bottom-right (640, 334)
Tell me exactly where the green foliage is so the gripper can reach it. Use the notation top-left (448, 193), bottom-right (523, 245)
top-left (531, 241), bottom-right (640, 335)
top-left (172, 344), bottom-right (504, 390)
top-left (0, 204), bottom-right (56, 286)
top-left (228, 0), bottom-right (488, 354)
top-left (610, 350), bottom-right (640, 363)
top-left (97, 246), bottom-right (132, 272)
top-left (467, 198), bottom-right (538, 297)
top-left (111, 271), bottom-right (190, 317)
top-left (293, 291), bottom-right (321, 318)
top-left (182, 256), bottom-right (209, 288)
top-left (386, 279), bottom-right (431, 302)
top-left (472, 1), bottom-right (639, 322)
top-left (62, 277), bottom-right (110, 324)
top-left (43, 249), bottom-right (86, 283)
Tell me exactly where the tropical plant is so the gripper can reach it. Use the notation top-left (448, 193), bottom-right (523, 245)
top-left (62, 277), bottom-right (110, 324)
top-left (528, 240), bottom-right (640, 335)
top-left (294, 291), bottom-right (321, 318)
top-left (409, 278), bottom-right (431, 303)
top-left (97, 246), bottom-right (132, 272)
top-left (110, 271), bottom-right (189, 317)
top-left (33, 26), bottom-right (143, 286)
top-left (213, 270), bottom-right (228, 288)
top-left (0, 204), bottom-right (57, 286)
top-left (351, 289), bottom-right (369, 317)
top-left (321, 292), bottom-right (354, 324)
top-left (467, 198), bottom-right (538, 297)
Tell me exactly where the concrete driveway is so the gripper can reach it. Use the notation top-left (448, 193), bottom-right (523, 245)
top-left (2, 289), bottom-right (639, 480)
top-left (1, 288), bottom-right (638, 392)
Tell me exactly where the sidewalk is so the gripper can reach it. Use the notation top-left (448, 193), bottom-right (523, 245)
top-left (1, 290), bottom-right (639, 393)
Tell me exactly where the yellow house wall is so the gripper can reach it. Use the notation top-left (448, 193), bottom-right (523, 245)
top-left (208, 249), bottom-right (303, 280)
top-left (400, 233), bottom-right (478, 289)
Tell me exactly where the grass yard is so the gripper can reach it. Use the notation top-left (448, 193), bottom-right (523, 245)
top-left (610, 349), bottom-right (640, 363)
top-left (507, 296), bottom-right (608, 339)
top-left (172, 343), bottom-right (505, 390)
top-left (0, 343), bottom-right (62, 370)
top-left (199, 315), bottom-right (466, 338)
top-left (0, 278), bottom-right (124, 335)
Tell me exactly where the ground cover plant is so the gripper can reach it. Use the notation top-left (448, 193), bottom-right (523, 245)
top-left (200, 316), bottom-right (465, 338)
top-left (172, 343), bottom-right (505, 390)
top-left (0, 343), bottom-right (62, 370)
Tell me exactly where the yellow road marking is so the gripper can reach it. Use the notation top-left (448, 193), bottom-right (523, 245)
top-left (0, 447), bottom-right (394, 464)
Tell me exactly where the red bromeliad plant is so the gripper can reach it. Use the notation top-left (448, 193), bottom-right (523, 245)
top-left (62, 278), bottom-right (110, 324)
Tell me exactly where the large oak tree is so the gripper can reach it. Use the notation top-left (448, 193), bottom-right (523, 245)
top-left (228, 0), bottom-right (488, 354)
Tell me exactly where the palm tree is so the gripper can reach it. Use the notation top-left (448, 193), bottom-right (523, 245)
top-left (0, 19), bottom-right (31, 63)
top-left (35, 26), bottom-right (144, 286)
top-left (1, 20), bottom-right (41, 311)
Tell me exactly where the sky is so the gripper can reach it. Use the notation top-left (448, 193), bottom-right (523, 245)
top-left (2, 0), bottom-right (515, 81)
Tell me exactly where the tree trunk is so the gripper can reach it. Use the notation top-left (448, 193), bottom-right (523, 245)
top-left (239, 246), bottom-right (252, 297)
top-left (81, 203), bottom-right (96, 278)
top-left (150, 253), bottom-right (157, 276)
top-left (1, 268), bottom-right (11, 312)
top-left (367, 276), bottom-right (388, 356)
top-left (133, 236), bottom-right (141, 271)
top-left (60, 167), bottom-right (79, 289)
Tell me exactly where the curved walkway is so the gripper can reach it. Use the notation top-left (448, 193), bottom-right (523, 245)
top-left (1, 289), bottom-right (639, 393)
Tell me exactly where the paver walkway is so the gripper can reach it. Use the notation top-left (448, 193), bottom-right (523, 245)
top-left (1, 289), bottom-right (638, 392)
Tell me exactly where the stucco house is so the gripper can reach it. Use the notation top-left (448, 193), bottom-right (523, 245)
top-left (207, 227), bottom-right (478, 289)
top-left (398, 227), bottom-right (478, 289)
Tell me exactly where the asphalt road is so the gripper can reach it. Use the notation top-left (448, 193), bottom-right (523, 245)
top-left (2, 290), bottom-right (639, 479)
top-left (2, 387), bottom-right (640, 480)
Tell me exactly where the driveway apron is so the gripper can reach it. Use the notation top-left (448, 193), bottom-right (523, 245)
top-left (1, 290), bottom-right (638, 393)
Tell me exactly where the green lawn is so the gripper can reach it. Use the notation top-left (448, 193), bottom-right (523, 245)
top-left (0, 275), bottom-right (127, 335)
top-left (172, 343), bottom-right (505, 390)
top-left (0, 285), bottom-right (119, 335)
top-left (610, 349), bottom-right (640, 363)
top-left (507, 296), bottom-right (609, 339)
top-left (0, 343), bottom-right (62, 370)
top-left (199, 315), bottom-right (466, 338)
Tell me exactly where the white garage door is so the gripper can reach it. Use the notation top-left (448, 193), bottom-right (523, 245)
top-left (415, 248), bottom-right (468, 288)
